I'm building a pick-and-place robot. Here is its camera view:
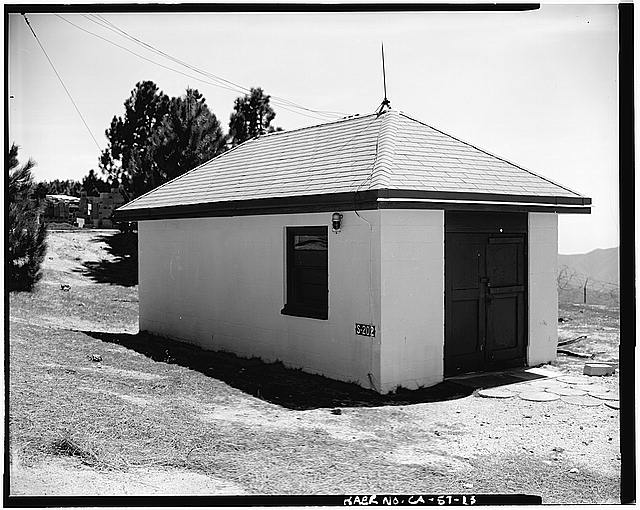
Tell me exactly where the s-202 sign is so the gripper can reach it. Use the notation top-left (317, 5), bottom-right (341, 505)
top-left (355, 323), bottom-right (376, 337)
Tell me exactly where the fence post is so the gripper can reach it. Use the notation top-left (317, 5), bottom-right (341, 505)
top-left (583, 278), bottom-right (588, 304)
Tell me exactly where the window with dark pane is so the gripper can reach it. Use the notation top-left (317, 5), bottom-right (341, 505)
top-left (282, 226), bottom-right (328, 319)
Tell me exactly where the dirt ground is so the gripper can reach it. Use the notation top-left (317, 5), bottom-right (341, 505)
top-left (7, 230), bottom-right (621, 502)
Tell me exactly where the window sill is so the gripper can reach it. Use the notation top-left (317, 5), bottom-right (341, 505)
top-left (281, 304), bottom-right (328, 320)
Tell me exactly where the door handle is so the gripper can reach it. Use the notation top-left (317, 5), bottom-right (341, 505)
top-left (481, 278), bottom-right (492, 301)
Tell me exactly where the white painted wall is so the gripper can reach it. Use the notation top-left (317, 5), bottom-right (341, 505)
top-left (138, 211), bottom-right (382, 390)
top-left (527, 212), bottom-right (559, 366)
top-left (138, 208), bottom-right (555, 393)
top-left (379, 209), bottom-right (445, 393)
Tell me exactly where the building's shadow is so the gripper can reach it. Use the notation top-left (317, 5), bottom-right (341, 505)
top-left (80, 329), bottom-right (475, 410)
top-left (76, 232), bottom-right (138, 286)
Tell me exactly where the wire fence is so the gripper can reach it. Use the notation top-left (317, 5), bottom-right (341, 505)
top-left (557, 264), bottom-right (619, 304)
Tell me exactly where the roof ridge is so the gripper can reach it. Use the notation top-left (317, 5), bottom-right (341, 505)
top-left (369, 110), bottom-right (399, 188)
top-left (398, 111), bottom-right (585, 198)
top-left (258, 112), bottom-right (378, 140)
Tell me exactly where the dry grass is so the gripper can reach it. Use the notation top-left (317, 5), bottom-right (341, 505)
top-left (8, 230), bottom-right (622, 501)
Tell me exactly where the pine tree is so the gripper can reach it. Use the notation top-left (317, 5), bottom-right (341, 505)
top-left (100, 82), bottom-right (226, 199)
top-left (8, 144), bottom-right (48, 291)
top-left (99, 81), bottom-right (171, 198)
top-left (34, 179), bottom-right (83, 198)
top-left (82, 169), bottom-right (110, 196)
top-left (151, 88), bottom-right (226, 181)
top-left (228, 87), bottom-right (281, 146)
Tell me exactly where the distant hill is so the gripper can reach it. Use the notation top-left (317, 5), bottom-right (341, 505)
top-left (558, 247), bottom-right (619, 285)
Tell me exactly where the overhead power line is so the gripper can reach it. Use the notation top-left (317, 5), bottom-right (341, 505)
top-left (22, 14), bottom-right (102, 151)
top-left (55, 15), bottom-right (332, 123)
top-left (89, 16), bottom-right (254, 99)
top-left (88, 13), bottom-right (349, 119)
top-left (55, 14), bottom-right (237, 96)
top-left (84, 14), bottom-right (252, 95)
top-left (56, 14), bottom-right (347, 122)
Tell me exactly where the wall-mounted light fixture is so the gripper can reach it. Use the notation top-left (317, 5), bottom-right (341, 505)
top-left (331, 212), bottom-right (343, 232)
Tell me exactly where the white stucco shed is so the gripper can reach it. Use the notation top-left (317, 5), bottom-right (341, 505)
top-left (116, 109), bottom-right (591, 394)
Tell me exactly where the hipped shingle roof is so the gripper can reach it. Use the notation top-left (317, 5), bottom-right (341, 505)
top-left (117, 109), bottom-right (589, 218)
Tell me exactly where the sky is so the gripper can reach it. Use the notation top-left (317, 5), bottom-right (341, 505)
top-left (7, 5), bottom-right (619, 254)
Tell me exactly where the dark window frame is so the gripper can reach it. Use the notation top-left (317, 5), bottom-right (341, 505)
top-left (281, 226), bottom-right (328, 320)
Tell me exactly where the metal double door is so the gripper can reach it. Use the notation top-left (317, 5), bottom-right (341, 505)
top-left (445, 231), bottom-right (526, 377)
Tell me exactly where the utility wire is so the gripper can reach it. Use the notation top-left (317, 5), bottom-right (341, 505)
top-left (86, 14), bottom-right (250, 95)
top-left (55, 14), bottom-right (246, 95)
top-left (56, 14), bottom-right (333, 123)
top-left (91, 13), bottom-right (346, 117)
top-left (55, 14), bottom-right (330, 122)
top-left (22, 14), bottom-right (102, 151)
top-left (86, 13), bottom-right (348, 119)
top-left (89, 13), bottom-right (342, 119)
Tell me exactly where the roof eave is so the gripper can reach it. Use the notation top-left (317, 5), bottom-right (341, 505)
top-left (114, 189), bottom-right (591, 221)
top-left (378, 188), bottom-right (591, 206)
